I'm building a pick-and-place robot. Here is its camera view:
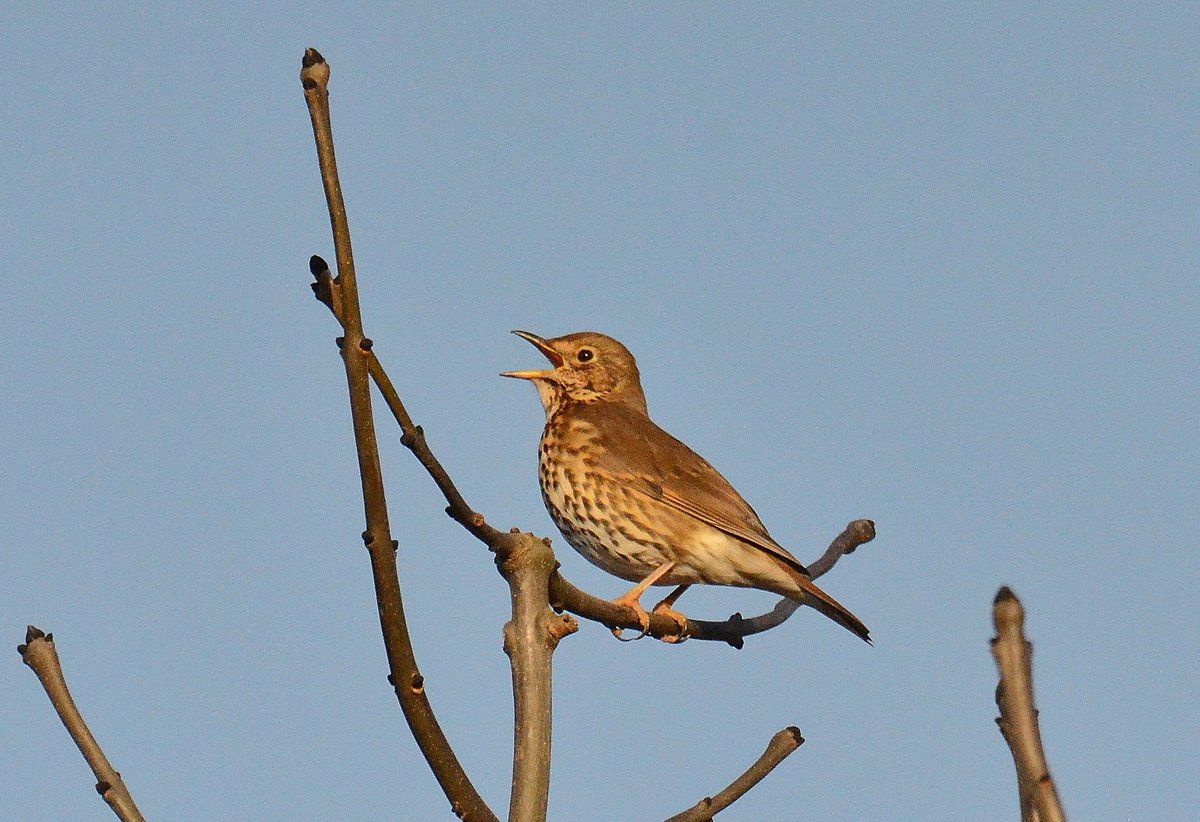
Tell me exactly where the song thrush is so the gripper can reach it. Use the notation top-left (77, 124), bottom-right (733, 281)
top-left (503, 330), bottom-right (870, 644)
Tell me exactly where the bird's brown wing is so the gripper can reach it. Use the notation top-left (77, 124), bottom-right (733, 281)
top-left (581, 403), bottom-right (809, 574)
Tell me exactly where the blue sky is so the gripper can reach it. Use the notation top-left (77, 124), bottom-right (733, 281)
top-left (4, 5), bottom-right (1197, 820)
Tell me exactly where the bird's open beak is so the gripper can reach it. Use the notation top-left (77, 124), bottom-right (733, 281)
top-left (501, 330), bottom-right (564, 380)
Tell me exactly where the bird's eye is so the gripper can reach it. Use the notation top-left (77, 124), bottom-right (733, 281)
top-left (577, 348), bottom-right (594, 363)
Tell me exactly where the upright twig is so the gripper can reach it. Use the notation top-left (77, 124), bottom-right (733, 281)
top-left (496, 532), bottom-right (579, 821)
top-left (300, 48), bottom-right (496, 822)
top-left (664, 727), bottom-right (805, 822)
top-left (991, 587), bottom-right (1067, 822)
top-left (18, 627), bottom-right (146, 822)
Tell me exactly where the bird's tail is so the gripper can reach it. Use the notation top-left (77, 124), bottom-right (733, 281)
top-left (783, 565), bottom-right (872, 644)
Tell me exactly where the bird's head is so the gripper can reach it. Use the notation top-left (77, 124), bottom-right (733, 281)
top-left (502, 330), bottom-right (647, 415)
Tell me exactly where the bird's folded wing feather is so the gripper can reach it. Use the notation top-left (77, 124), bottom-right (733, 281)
top-left (584, 403), bottom-right (809, 574)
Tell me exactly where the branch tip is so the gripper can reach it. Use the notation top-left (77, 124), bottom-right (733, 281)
top-left (990, 588), bottom-right (1066, 822)
top-left (302, 47), bottom-right (325, 68)
top-left (299, 48), bottom-right (330, 90)
top-left (665, 725), bottom-right (806, 821)
top-left (20, 626), bottom-right (147, 820)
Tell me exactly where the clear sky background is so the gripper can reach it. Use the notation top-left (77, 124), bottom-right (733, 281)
top-left (4, 5), bottom-right (1197, 821)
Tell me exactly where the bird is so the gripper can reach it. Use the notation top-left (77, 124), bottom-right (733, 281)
top-left (502, 330), bottom-right (870, 644)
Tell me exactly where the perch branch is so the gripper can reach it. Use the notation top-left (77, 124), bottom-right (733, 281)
top-left (301, 48), bottom-right (497, 822)
top-left (318, 269), bottom-right (879, 651)
top-left (18, 627), bottom-right (146, 822)
top-left (991, 587), bottom-right (1067, 822)
top-left (664, 726), bottom-right (804, 821)
top-left (549, 520), bottom-right (875, 648)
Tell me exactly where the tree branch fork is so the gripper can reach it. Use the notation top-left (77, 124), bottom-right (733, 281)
top-left (14, 67), bottom-right (1073, 822)
top-left (14, 47), bottom-right (879, 822)
top-left (308, 245), bottom-right (871, 819)
top-left (298, 43), bottom-right (876, 819)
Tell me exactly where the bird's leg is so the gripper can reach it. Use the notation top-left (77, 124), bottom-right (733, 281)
top-left (611, 562), bottom-right (676, 641)
top-left (651, 584), bottom-right (692, 643)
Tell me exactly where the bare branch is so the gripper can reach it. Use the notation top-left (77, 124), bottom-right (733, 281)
top-left (549, 520), bottom-right (875, 648)
top-left (310, 261), bottom-right (506, 548)
top-left (18, 627), bottom-right (146, 822)
top-left (497, 532), bottom-right (579, 821)
top-left (804, 518), bottom-right (876, 580)
top-left (301, 48), bottom-right (496, 822)
top-left (991, 587), bottom-right (1067, 822)
top-left (664, 726), bottom-right (805, 821)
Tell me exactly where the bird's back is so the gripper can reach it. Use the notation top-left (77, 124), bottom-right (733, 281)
top-left (568, 400), bottom-right (809, 574)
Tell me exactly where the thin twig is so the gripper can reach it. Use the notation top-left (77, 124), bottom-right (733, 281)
top-left (991, 587), bottom-right (1067, 822)
top-left (18, 627), bottom-right (146, 822)
top-left (805, 519), bottom-right (875, 580)
top-left (311, 262), bottom-right (505, 546)
top-left (301, 48), bottom-right (497, 822)
top-left (664, 726), bottom-right (805, 821)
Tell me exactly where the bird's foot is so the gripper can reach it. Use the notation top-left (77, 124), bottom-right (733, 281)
top-left (651, 600), bottom-right (690, 643)
top-left (610, 593), bottom-right (652, 641)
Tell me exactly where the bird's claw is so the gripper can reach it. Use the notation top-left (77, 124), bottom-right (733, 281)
top-left (651, 602), bottom-right (691, 644)
top-left (610, 596), bottom-right (652, 641)
top-left (609, 600), bottom-right (690, 643)
top-left (612, 625), bottom-right (649, 641)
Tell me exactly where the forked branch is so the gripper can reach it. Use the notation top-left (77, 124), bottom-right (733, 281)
top-left (991, 587), bottom-right (1067, 822)
top-left (301, 48), bottom-right (497, 822)
top-left (496, 532), bottom-right (580, 821)
top-left (302, 45), bottom-right (875, 822)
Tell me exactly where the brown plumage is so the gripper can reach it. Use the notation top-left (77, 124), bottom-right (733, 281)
top-left (503, 330), bottom-right (870, 643)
